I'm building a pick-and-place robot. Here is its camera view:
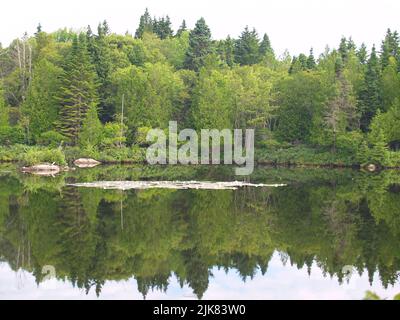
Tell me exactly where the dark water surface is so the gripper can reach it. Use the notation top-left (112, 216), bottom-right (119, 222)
top-left (0, 164), bottom-right (399, 300)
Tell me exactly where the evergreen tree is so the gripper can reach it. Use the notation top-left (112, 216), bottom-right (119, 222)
top-left (306, 48), bottom-right (316, 69)
top-left (357, 43), bottom-right (368, 65)
top-left (57, 34), bottom-right (99, 145)
top-left (184, 18), bottom-right (212, 71)
top-left (153, 16), bottom-right (173, 40)
top-left (289, 54), bottom-right (308, 74)
top-left (79, 103), bottom-right (103, 147)
top-left (176, 20), bottom-right (187, 37)
top-left (217, 36), bottom-right (235, 67)
top-left (87, 23), bottom-right (113, 122)
top-left (234, 26), bottom-right (260, 65)
top-left (135, 8), bottom-right (153, 39)
top-left (259, 33), bottom-right (273, 56)
top-left (347, 37), bottom-right (356, 52)
top-left (381, 28), bottom-right (400, 70)
top-left (381, 56), bottom-right (400, 111)
top-left (359, 45), bottom-right (381, 131)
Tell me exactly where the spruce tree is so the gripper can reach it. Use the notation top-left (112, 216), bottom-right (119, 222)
top-left (234, 26), bottom-right (260, 65)
top-left (381, 28), bottom-right (400, 70)
top-left (306, 48), bottom-right (316, 69)
top-left (135, 8), bottom-right (153, 39)
top-left (357, 43), bottom-right (368, 65)
top-left (359, 45), bottom-right (382, 131)
top-left (339, 37), bottom-right (348, 62)
top-left (87, 23), bottom-right (113, 122)
top-left (154, 16), bottom-right (173, 39)
top-left (259, 33), bottom-right (273, 56)
top-left (57, 34), bottom-right (99, 145)
top-left (222, 36), bottom-right (235, 67)
top-left (176, 20), bottom-right (187, 37)
top-left (184, 18), bottom-right (212, 71)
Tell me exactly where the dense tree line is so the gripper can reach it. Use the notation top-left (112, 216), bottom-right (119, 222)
top-left (1, 9), bottom-right (400, 166)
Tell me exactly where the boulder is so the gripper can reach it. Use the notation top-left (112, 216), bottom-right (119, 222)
top-left (74, 158), bottom-right (101, 168)
top-left (366, 164), bottom-right (377, 172)
top-left (21, 163), bottom-right (61, 176)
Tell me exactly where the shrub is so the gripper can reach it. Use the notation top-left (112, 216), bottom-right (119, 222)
top-left (21, 147), bottom-right (67, 166)
top-left (101, 122), bottom-right (127, 148)
top-left (37, 130), bottom-right (68, 147)
top-left (336, 131), bottom-right (364, 155)
top-left (0, 126), bottom-right (25, 145)
top-left (135, 126), bottom-right (152, 147)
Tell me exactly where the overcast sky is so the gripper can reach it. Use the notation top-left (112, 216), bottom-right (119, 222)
top-left (1, 0), bottom-right (399, 56)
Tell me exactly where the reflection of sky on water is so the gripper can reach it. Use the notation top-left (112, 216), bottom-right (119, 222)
top-left (1, 252), bottom-right (399, 300)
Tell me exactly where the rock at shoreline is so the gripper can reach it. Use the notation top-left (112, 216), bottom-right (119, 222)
top-left (74, 158), bottom-right (101, 168)
top-left (21, 163), bottom-right (63, 176)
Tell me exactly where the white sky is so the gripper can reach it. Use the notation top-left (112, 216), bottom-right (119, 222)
top-left (1, 0), bottom-right (399, 56)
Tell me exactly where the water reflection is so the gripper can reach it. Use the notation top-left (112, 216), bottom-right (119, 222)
top-left (0, 164), bottom-right (399, 299)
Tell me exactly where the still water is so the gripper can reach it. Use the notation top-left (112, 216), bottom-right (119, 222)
top-left (0, 164), bottom-right (399, 300)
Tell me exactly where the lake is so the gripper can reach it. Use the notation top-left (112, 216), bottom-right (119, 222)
top-left (0, 164), bottom-right (399, 300)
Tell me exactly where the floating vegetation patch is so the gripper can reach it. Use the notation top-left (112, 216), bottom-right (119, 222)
top-left (68, 180), bottom-right (287, 190)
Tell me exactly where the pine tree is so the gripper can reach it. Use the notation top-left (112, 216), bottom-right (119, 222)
top-left (339, 37), bottom-right (348, 62)
top-left (176, 20), bottom-right (187, 37)
top-left (87, 23), bottom-right (113, 122)
top-left (359, 45), bottom-right (382, 131)
top-left (259, 33), bottom-right (273, 56)
top-left (184, 18), bottom-right (212, 71)
top-left (221, 36), bottom-right (235, 67)
top-left (381, 28), bottom-right (400, 70)
top-left (153, 16), bottom-right (173, 39)
top-left (57, 34), bottom-right (99, 145)
top-left (306, 48), bottom-right (316, 69)
top-left (234, 26), bottom-right (260, 65)
top-left (357, 43), bottom-right (368, 65)
top-left (135, 8), bottom-right (153, 39)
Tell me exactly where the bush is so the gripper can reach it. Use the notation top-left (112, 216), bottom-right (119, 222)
top-left (0, 144), bottom-right (29, 162)
top-left (336, 131), bottom-right (364, 155)
top-left (0, 126), bottom-right (25, 145)
top-left (37, 130), bottom-right (68, 147)
top-left (135, 126), bottom-right (152, 147)
top-left (101, 122), bottom-right (127, 148)
top-left (21, 147), bottom-right (67, 166)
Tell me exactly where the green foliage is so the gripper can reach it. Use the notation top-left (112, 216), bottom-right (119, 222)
top-left (22, 59), bottom-right (62, 140)
top-left (234, 26), bottom-right (261, 66)
top-left (79, 104), bottom-right (103, 148)
top-left (0, 126), bottom-right (25, 145)
top-left (276, 71), bottom-right (330, 143)
top-left (0, 81), bottom-right (8, 127)
top-left (37, 130), bottom-right (68, 147)
top-left (111, 62), bottom-right (185, 129)
top-left (135, 126), bottom-right (152, 146)
top-left (359, 46), bottom-right (381, 130)
top-left (21, 147), bottom-right (66, 166)
top-left (185, 18), bottom-right (212, 71)
top-left (57, 34), bottom-right (99, 145)
top-left (101, 122), bottom-right (127, 148)
top-left (0, 19), bottom-right (399, 167)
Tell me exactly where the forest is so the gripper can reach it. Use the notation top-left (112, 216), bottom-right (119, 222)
top-left (1, 8), bottom-right (400, 168)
